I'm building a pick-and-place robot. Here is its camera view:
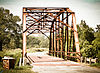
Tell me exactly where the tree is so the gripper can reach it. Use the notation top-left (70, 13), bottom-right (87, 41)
top-left (77, 20), bottom-right (95, 57)
top-left (0, 7), bottom-right (21, 50)
top-left (77, 21), bottom-right (100, 61)
top-left (92, 25), bottom-right (100, 62)
top-left (27, 36), bottom-right (41, 48)
top-left (38, 35), bottom-right (49, 48)
top-left (27, 35), bottom-right (49, 48)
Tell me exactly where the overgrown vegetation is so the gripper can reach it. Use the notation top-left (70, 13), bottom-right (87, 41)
top-left (0, 7), bottom-right (22, 51)
top-left (0, 49), bottom-right (22, 66)
top-left (27, 35), bottom-right (49, 49)
top-left (0, 65), bottom-right (35, 73)
top-left (0, 49), bottom-right (35, 73)
top-left (77, 20), bottom-right (100, 63)
top-left (90, 63), bottom-right (100, 68)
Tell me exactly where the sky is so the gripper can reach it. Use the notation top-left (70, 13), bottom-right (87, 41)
top-left (0, 0), bottom-right (100, 29)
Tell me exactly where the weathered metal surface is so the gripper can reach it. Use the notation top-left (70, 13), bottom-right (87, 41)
top-left (22, 7), bottom-right (80, 65)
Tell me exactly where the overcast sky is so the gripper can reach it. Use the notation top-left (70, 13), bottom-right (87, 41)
top-left (0, 0), bottom-right (100, 29)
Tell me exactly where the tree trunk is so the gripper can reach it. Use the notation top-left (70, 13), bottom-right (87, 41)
top-left (0, 41), bottom-right (2, 51)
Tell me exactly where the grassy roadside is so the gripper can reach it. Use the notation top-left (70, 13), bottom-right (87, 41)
top-left (0, 48), bottom-right (36, 73)
top-left (0, 65), bottom-right (35, 73)
top-left (0, 48), bottom-right (22, 66)
top-left (90, 63), bottom-right (100, 68)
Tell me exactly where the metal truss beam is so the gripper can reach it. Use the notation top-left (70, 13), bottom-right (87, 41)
top-left (22, 7), bottom-right (80, 65)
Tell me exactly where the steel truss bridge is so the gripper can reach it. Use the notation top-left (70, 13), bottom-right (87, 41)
top-left (22, 7), bottom-right (80, 65)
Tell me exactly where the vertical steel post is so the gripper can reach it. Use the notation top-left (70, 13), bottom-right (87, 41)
top-left (51, 29), bottom-right (53, 56)
top-left (54, 22), bottom-right (56, 56)
top-left (69, 25), bottom-right (73, 54)
top-left (72, 14), bottom-right (80, 61)
top-left (73, 32), bottom-right (75, 52)
top-left (72, 14), bottom-right (80, 52)
top-left (53, 23), bottom-right (54, 56)
top-left (62, 13), bottom-right (65, 59)
top-left (49, 28), bottom-right (52, 55)
top-left (58, 16), bottom-right (61, 57)
top-left (22, 8), bottom-right (26, 66)
top-left (59, 16), bottom-right (63, 58)
top-left (60, 14), bottom-right (63, 58)
top-left (55, 20), bottom-right (57, 57)
top-left (57, 17), bottom-right (59, 57)
top-left (65, 12), bottom-right (67, 59)
top-left (66, 11), bottom-right (69, 59)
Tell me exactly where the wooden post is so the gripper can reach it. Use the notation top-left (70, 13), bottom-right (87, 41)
top-left (81, 57), bottom-right (83, 63)
top-left (85, 57), bottom-right (87, 64)
top-left (22, 8), bottom-right (26, 66)
top-left (90, 58), bottom-right (91, 65)
top-left (19, 58), bottom-right (22, 66)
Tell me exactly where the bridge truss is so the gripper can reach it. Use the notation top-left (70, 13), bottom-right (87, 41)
top-left (22, 7), bottom-right (80, 65)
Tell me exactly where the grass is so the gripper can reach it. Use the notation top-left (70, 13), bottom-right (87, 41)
top-left (0, 48), bottom-right (22, 66)
top-left (90, 63), bottom-right (100, 68)
top-left (0, 48), bottom-right (49, 73)
top-left (0, 65), bottom-right (35, 73)
top-left (0, 48), bottom-right (36, 73)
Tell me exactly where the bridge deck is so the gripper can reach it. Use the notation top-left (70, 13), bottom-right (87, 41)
top-left (27, 52), bottom-right (80, 66)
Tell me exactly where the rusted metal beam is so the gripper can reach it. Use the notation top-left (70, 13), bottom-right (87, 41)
top-left (24, 7), bottom-right (69, 9)
top-left (72, 14), bottom-right (80, 61)
top-left (66, 11), bottom-right (68, 60)
top-left (23, 14), bottom-right (49, 33)
top-left (58, 16), bottom-right (61, 57)
top-left (62, 13), bottom-right (65, 59)
top-left (22, 8), bottom-right (26, 66)
top-left (49, 29), bottom-right (52, 55)
top-left (53, 21), bottom-right (55, 56)
top-left (55, 20), bottom-right (57, 57)
top-left (22, 7), bottom-right (80, 62)
top-left (38, 30), bottom-right (49, 39)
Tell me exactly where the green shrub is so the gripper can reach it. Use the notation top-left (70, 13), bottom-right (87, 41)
top-left (0, 49), bottom-right (22, 67)
top-left (90, 63), bottom-right (100, 68)
top-left (0, 49), bottom-right (35, 73)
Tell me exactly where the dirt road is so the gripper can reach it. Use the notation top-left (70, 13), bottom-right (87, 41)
top-left (27, 52), bottom-right (100, 73)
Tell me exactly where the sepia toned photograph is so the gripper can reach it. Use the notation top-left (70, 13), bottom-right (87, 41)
top-left (0, 0), bottom-right (100, 73)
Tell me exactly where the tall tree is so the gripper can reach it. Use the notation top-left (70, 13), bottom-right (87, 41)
top-left (78, 20), bottom-right (95, 48)
top-left (0, 7), bottom-right (21, 51)
top-left (92, 25), bottom-right (100, 61)
top-left (77, 20), bottom-right (95, 57)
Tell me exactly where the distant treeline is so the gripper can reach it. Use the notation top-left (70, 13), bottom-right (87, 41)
top-left (27, 35), bottom-right (49, 48)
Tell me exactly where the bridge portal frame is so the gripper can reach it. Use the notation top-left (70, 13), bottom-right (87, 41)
top-left (22, 7), bottom-right (80, 66)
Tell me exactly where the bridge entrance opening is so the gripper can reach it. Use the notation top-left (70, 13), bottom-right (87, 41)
top-left (22, 7), bottom-right (80, 65)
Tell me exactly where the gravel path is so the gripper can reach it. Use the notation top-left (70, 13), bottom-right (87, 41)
top-left (27, 52), bottom-right (100, 73)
